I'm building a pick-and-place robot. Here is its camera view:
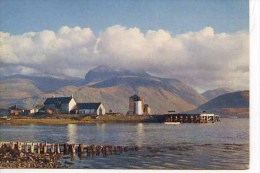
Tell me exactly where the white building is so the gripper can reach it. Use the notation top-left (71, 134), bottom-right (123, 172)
top-left (75, 102), bottom-right (105, 115)
top-left (43, 96), bottom-right (77, 114)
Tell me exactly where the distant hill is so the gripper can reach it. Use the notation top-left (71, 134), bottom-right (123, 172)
top-left (0, 78), bottom-right (43, 100)
top-left (18, 65), bottom-right (207, 114)
top-left (0, 75), bottom-right (83, 108)
top-left (201, 88), bottom-right (234, 100)
top-left (193, 90), bottom-right (249, 118)
top-left (0, 75), bottom-right (82, 92)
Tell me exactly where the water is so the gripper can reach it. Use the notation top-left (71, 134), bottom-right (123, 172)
top-left (0, 118), bottom-right (249, 169)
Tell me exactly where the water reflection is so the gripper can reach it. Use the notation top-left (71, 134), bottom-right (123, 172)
top-left (136, 123), bottom-right (144, 147)
top-left (96, 124), bottom-right (106, 133)
top-left (67, 124), bottom-right (77, 144)
top-left (94, 124), bottom-right (106, 144)
top-left (0, 119), bottom-right (249, 169)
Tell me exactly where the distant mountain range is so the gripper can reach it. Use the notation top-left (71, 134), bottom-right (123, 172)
top-left (201, 88), bottom-right (234, 100)
top-left (0, 74), bottom-right (82, 92)
top-left (0, 65), bottom-right (249, 117)
top-left (0, 65), bottom-right (206, 114)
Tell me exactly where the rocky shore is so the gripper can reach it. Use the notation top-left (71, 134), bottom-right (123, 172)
top-left (0, 146), bottom-right (67, 168)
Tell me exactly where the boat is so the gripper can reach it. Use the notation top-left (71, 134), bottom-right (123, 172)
top-left (164, 122), bottom-right (181, 125)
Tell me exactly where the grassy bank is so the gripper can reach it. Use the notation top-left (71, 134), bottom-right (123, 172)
top-left (0, 114), bottom-right (150, 125)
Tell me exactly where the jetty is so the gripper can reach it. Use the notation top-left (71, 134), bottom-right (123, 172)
top-left (154, 113), bottom-right (220, 123)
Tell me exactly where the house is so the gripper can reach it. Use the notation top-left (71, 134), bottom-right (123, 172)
top-left (38, 107), bottom-right (55, 114)
top-left (75, 102), bottom-right (105, 115)
top-left (8, 105), bottom-right (32, 115)
top-left (43, 96), bottom-right (77, 114)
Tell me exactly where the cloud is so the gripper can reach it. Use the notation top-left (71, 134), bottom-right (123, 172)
top-left (0, 25), bottom-right (249, 91)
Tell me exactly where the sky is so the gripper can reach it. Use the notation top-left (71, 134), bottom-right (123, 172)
top-left (0, 0), bottom-right (249, 91)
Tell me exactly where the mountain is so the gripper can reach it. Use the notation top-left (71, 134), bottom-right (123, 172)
top-left (0, 66), bottom-right (207, 113)
top-left (18, 65), bottom-right (207, 114)
top-left (201, 88), bottom-right (234, 100)
top-left (193, 90), bottom-right (249, 118)
top-left (84, 65), bottom-right (150, 84)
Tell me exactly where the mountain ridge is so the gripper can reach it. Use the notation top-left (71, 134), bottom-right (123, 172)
top-left (0, 65), bottom-right (207, 113)
top-left (201, 88), bottom-right (234, 100)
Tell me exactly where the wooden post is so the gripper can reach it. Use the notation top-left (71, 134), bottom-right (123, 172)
top-left (15, 141), bottom-right (18, 150)
top-left (78, 153), bottom-right (84, 160)
top-left (56, 144), bottom-right (60, 154)
top-left (92, 145), bottom-right (96, 153)
top-left (30, 143), bottom-right (34, 153)
top-left (50, 144), bottom-right (55, 154)
top-left (37, 143), bottom-right (41, 154)
top-left (64, 143), bottom-right (69, 154)
top-left (43, 144), bottom-right (47, 154)
top-left (24, 143), bottom-right (28, 153)
top-left (10, 142), bottom-right (15, 150)
top-left (17, 142), bottom-right (22, 152)
top-left (78, 144), bottom-right (84, 153)
top-left (71, 153), bottom-right (76, 161)
top-left (71, 144), bottom-right (76, 154)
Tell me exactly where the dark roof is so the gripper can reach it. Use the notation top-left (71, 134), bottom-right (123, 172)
top-left (8, 105), bottom-right (30, 110)
top-left (130, 94), bottom-right (143, 101)
top-left (76, 103), bottom-right (102, 110)
top-left (39, 107), bottom-right (56, 111)
top-left (44, 97), bottom-right (73, 105)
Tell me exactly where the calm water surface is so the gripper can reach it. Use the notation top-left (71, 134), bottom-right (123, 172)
top-left (0, 118), bottom-right (249, 169)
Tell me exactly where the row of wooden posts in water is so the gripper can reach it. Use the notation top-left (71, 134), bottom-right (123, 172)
top-left (0, 141), bottom-right (138, 155)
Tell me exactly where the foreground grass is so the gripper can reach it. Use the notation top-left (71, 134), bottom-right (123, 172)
top-left (0, 114), bottom-right (150, 125)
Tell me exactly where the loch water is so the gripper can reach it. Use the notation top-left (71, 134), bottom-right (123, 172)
top-left (0, 118), bottom-right (249, 169)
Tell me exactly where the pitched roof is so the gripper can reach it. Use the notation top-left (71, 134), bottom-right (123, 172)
top-left (8, 105), bottom-right (30, 110)
top-left (76, 103), bottom-right (102, 110)
top-left (44, 97), bottom-right (73, 105)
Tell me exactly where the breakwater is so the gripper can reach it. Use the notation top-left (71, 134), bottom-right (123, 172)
top-left (0, 141), bottom-right (139, 168)
top-left (0, 141), bottom-right (138, 156)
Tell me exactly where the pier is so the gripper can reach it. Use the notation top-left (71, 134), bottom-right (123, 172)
top-left (154, 113), bottom-right (220, 123)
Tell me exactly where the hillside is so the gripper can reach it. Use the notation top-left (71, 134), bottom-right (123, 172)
top-left (0, 78), bottom-right (42, 100)
top-left (0, 78), bottom-right (44, 108)
top-left (202, 88), bottom-right (234, 100)
top-left (193, 90), bottom-right (249, 118)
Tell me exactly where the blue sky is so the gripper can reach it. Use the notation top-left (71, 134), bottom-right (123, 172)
top-left (0, 0), bottom-right (248, 35)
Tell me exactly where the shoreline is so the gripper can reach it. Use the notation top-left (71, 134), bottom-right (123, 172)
top-left (0, 115), bottom-right (247, 126)
top-left (0, 114), bottom-right (151, 125)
